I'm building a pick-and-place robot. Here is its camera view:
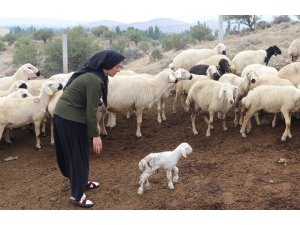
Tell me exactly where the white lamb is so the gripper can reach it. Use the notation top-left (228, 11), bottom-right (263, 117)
top-left (241, 64), bottom-right (278, 77)
top-left (0, 80), bottom-right (63, 149)
top-left (169, 43), bottom-right (227, 71)
top-left (0, 63), bottom-right (40, 91)
top-left (186, 80), bottom-right (237, 136)
top-left (98, 68), bottom-right (192, 138)
top-left (0, 80), bottom-right (28, 97)
top-left (231, 45), bottom-right (281, 75)
top-left (137, 142), bottom-right (193, 195)
top-left (288, 38), bottom-right (300, 62)
top-left (240, 85), bottom-right (300, 141)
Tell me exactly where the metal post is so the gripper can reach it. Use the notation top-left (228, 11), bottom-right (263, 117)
top-left (62, 34), bottom-right (68, 73)
top-left (218, 15), bottom-right (224, 42)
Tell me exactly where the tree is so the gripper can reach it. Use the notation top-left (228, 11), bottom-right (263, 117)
top-left (33, 28), bottom-right (54, 43)
top-left (126, 29), bottom-right (144, 46)
top-left (91, 25), bottom-right (109, 38)
top-left (13, 35), bottom-right (39, 66)
top-left (224, 15), bottom-right (261, 31)
top-left (190, 21), bottom-right (214, 43)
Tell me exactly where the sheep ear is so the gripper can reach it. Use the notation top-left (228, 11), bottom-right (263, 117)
top-left (181, 149), bottom-right (187, 158)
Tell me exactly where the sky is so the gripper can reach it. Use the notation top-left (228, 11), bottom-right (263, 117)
top-left (1, 0), bottom-right (299, 24)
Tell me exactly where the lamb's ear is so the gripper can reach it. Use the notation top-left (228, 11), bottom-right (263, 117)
top-left (181, 148), bottom-right (187, 158)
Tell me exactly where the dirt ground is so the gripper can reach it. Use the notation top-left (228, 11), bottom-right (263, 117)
top-left (1, 96), bottom-right (300, 210)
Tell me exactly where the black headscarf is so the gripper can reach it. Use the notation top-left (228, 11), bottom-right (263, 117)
top-left (64, 50), bottom-right (125, 107)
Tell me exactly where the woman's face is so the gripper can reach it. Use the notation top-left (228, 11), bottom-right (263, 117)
top-left (104, 64), bottom-right (122, 77)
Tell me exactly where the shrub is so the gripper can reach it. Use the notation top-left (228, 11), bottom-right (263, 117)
top-left (150, 48), bottom-right (163, 62)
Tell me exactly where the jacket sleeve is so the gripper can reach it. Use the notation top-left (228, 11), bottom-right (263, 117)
top-left (86, 77), bottom-right (102, 137)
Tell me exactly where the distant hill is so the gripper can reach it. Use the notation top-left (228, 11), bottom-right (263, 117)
top-left (0, 17), bottom-right (218, 34)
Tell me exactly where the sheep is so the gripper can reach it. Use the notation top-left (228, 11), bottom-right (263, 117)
top-left (288, 38), bottom-right (300, 62)
top-left (172, 65), bottom-right (218, 113)
top-left (195, 54), bottom-right (233, 73)
top-left (231, 45), bottom-right (282, 75)
top-left (277, 62), bottom-right (300, 88)
top-left (189, 58), bottom-right (231, 77)
top-left (116, 69), bottom-right (137, 75)
top-left (0, 80), bottom-right (63, 149)
top-left (240, 85), bottom-right (300, 141)
top-left (137, 142), bottom-right (193, 195)
top-left (98, 68), bottom-right (192, 138)
top-left (169, 43), bottom-right (227, 71)
top-left (48, 72), bottom-right (74, 87)
top-left (218, 71), bottom-right (258, 126)
top-left (185, 80), bottom-right (237, 136)
top-left (241, 64), bottom-right (278, 77)
top-left (0, 63), bottom-right (40, 91)
top-left (0, 80), bottom-right (28, 97)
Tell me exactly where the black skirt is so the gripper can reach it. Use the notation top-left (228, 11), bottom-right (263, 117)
top-left (53, 114), bottom-right (89, 201)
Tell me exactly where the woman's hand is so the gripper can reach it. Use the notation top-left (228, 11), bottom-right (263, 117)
top-left (92, 136), bottom-right (102, 155)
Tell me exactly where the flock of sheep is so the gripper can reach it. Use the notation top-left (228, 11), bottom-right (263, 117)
top-left (1, 37), bottom-right (300, 194)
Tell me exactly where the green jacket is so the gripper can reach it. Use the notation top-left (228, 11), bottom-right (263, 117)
top-left (54, 73), bottom-right (102, 137)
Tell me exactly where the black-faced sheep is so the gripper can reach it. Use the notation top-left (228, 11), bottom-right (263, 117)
top-left (231, 45), bottom-right (282, 75)
top-left (189, 58), bottom-right (230, 78)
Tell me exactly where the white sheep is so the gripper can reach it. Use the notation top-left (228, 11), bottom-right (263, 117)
top-left (0, 80), bottom-right (63, 149)
top-left (288, 38), bottom-right (300, 62)
top-left (218, 71), bottom-right (258, 126)
top-left (137, 142), bottom-right (193, 195)
top-left (277, 62), bottom-right (300, 88)
top-left (172, 65), bottom-right (218, 113)
top-left (231, 45), bottom-right (282, 75)
top-left (169, 43), bottom-right (227, 71)
top-left (0, 63), bottom-right (40, 91)
top-left (241, 64), bottom-right (278, 77)
top-left (240, 85), bottom-right (300, 141)
top-left (0, 80), bottom-right (28, 97)
top-left (186, 80), bottom-right (237, 136)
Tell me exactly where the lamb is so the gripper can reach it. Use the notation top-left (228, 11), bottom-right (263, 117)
top-left (172, 65), bottom-right (218, 113)
top-left (241, 64), bottom-right (278, 77)
top-left (0, 80), bottom-right (63, 149)
top-left (137, 142), bottom-right (193, 195)
top-left (231, 45), bottom-right (282, 75)
top-left (0, 63), bottom-right (40, 91)
top-left (277, 62), bottom-right (300, 88)
top-left (185, 80), bottom-right (237, 136)
top-left (189, 58), bottom-right (231, 78)
top-left (169, 43), bottom-right (227, 71)
top-left (0, 80), bottom-right (28, 97)
top-left (288, 38), bottom-right (300, 62)
top-left (98, 68), bottom-right (192, 138)
top-left (240, 85), bottom-right (300, 141)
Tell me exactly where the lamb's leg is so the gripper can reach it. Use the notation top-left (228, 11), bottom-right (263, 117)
top-left (136, 109), bottom-right (143, 138)
top-left (254, 112), bottom-right (260, 126)
top-left (161, 98), bottom-right (167, 121)
top-left (172, 166), bottom-right (179, 183)
top-left (166, 169), bottom-right (174, 189)
top-left (4, 128), bottom-right (13, 144)
top-left (138, 171), bottom-right (152, 195)
top-left (221, 113), bottom-right (228, 131)
top-left (41, 119), bottom-right (47, 137)
top-left (272, 113), bottom-right (277, 128)
top-left (106, 112), bottom-right (117, 128)
top-left (205, 111), bottom-right (215, 137)
top-left (172, 90), bottom-right (180, 114)
top-left (34, 121), bottom-right (42, 149)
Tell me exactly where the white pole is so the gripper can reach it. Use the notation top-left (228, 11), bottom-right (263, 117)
top-left (62, 34), bottom-right (68, 73)
top-left (218, 15), bottom-right (224, 42)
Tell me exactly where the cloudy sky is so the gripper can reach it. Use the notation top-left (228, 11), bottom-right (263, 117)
top-left (0, 0), bottom-right (297, 23)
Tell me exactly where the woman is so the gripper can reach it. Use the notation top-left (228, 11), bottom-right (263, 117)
top-left (53, 50), bottom-right (125, 208)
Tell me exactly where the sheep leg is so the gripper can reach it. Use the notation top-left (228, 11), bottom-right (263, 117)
top-left (180, 93), bottom-right (187, 110)
top-left (4, 128), bottom-right (13, 144)
top-left (166, 170), bottom-right (174, 189)
top-left (136, 109), bottom-right (143, 138)
top-left (138, 171), bottom-right (153, 195)
top-left (240, 109), bottom-right (256, 137)
top-left (205, 112), bottom-right (214, 137)
top-left (50, 118), bottom-right (54, 145)
top-left (191, 110), bottom-right (198, 135)
top-left (34, 121), bottom-right (42, 149)
top-left (161, 98), bottom-right (166, 121)
top-left (172, 91), bottom-right (180, 114)
top-left (0, 126), bottom-right (5, 149)
top-left (281, 111), bottom-right (292, 141)
top-left (272, 113), bottom-right (277, 128)
top-left (41, 119), bottom-right (47, 137)
top-left (172, 166), bottom-right (179, 183)
top-left (254, 112), bottom-right (261, 126)
top-left (106, 112), bottom-right (117, 128)
top-left (221, 113), bottom-right (228, 131)
top-left (157, 98), bottom-right (162, 123)
top-left (234, 108), bottom-right (240, 127)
